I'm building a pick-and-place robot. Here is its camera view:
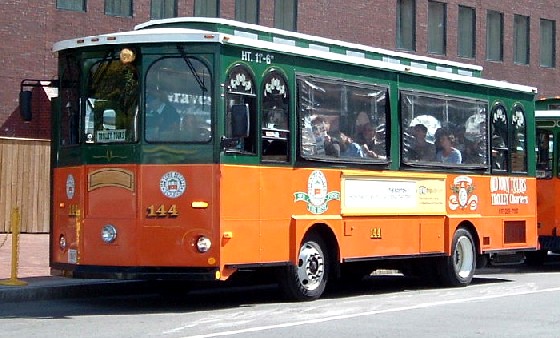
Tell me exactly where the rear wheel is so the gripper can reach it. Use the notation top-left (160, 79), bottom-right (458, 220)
top-left (438, 228), bottom-right (476, 287)
top-left (279, 233), bottom-right (329, 301)
top-left (525, 250), bottom-right (547, 266)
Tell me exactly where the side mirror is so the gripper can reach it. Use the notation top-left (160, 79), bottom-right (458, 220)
top-left (231, 104), bottom-right (249, 138)
top-left (19, 90), bottom-right (32, 121)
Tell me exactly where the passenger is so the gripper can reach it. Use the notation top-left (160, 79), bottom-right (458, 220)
top-left (146, 89), bottom-right (180, 140)
top-left (311, 116), bottom-right (329, 155)
top-left (410, 123), bottom-right (436, 161)
top-left (359, 123), bottom-right (386, 159)
top-left (338, 131), bottom-right (364, 157)
top-left (436, 130), bottom-right (462, 164)
top-left (311, 116), bottom-right (339, 156)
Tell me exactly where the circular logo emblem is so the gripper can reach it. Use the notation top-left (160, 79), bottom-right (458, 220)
top-left (160, 171), bottom-right (186, 198)
top-left (307, 170), bottom-right (328, 206)
top-left (66, 174), bottom-right (75, 200)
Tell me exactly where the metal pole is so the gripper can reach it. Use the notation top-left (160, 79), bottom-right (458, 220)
top-left (0, 207), bottom-right (28, 286)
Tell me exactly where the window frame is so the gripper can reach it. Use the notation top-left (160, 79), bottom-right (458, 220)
top-left (224, 64), bottom-right (258, 154)
top-left (540, 18), bottom-right (556, 68)
top-left (458, 5), bottom-right (476, 59)
top-left (296, 73), bottom-right (390, 164)
top-left (261, 69), bottom-right (290, 162)
top-left (513, 14), bottom-right (530, 65)
top-left (104, 0), bottom-right (133, 17)
top-left (491, 103), bottom-right (509, 172)
top-left (194, 0), bottom-right (219, 17)
top-left (400, 89), bottom-right (489, 169)
top-left (56, 0), bottom-right (87, 11)
top-left (486, 10), bottom-right (504, 62)
top-left (511, 103), bottom-right (528, 173)
top-left (274, 0), bottom-right (297, 31)
top-left (235, 0), bottom-right (260, 24)
top-left (144, 55), bottom-right (213, 144)
top-left (428, 0), bottom-right (447, 55)
top-left (396, 0), bottom-right (416, 51)
top-left (150, 0), bottom-right (177, 20)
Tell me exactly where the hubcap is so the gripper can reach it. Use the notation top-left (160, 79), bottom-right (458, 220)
top-left (454, 235), bottom-right (474, 278)
top-left (297, 242), bottom-right (325, 291)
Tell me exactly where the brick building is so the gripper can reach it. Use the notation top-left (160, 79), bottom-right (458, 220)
top-left (1, 0), bottom-right (559, 139)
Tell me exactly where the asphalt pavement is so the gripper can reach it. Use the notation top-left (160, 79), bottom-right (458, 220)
top-left (0, 233), bottom-right (147, 303)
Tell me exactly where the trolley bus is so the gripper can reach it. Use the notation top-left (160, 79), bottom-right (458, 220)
top-left (530, 97), bottom-right (560, 264)
top-left (25, 18), bottom-right (538, 301)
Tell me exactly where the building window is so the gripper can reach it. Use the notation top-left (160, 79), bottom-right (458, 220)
top-left (458, 6), bottom-right (476, 58)
top-left (236, 0), bottom-right (259, 24)
top-left (194, 0), bottom-right (219, 17)
top-left (486, 10), bottom-right (503, 61)
top-left (397, 0), bottom-right (416, 51)
top-left (514, 15), bottom-right (530, 65)
top-left (151, 0), bottom-right (176, 19)
top-left (428, 1), bottom-right (446, 55)
top-left (105, 0), bottom-right (132, 17)
top-left (274, 0), bottom-right (297, 31)
top-left (540, 19), bottom-right (556, 68)
top-left (57, 0), bottom-right (86, 11)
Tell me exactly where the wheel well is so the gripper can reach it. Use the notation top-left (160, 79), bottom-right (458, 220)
top-left (305, 223), bottom-right (340, 279)
top-left (456, 221), bottom-right (480, 255)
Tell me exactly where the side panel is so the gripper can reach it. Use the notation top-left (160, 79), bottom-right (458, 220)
top-left (218, 166), bottom-right (538, 267)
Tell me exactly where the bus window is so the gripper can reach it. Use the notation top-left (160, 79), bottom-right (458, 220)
top-left (261, 70), bottom-right (289, 162)
top-left (86, 56), bottom-right (138, 143)
top-left (491, 104), bottom-right (509, 172)
top-left (536, 129), bottom-right (553, 178)
top-left (145, 56), bottom-right (211, 143)
top-left (225, 65), bottom-right (257, 154)
top-left (297, 74), bottom-right (388, 162)
top-left (400, 91), bottom-right (488, 167)
top-left (511, 104), bottom-right (527, 172)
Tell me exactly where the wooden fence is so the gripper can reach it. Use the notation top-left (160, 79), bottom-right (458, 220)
top-left (0, 137), bottom-right (50, 233)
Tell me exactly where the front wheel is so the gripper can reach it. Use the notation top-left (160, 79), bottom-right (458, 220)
top-left (438, 228), bottom-right (476, 287)
top-left (279, 233), bottom-right (329, 301)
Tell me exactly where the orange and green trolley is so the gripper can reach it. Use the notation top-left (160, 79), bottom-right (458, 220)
top-left (29, 18), bottom-right (538, 300)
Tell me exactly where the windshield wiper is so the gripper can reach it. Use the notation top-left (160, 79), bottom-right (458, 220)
top-left (176, 45), bottom-right (208, 92)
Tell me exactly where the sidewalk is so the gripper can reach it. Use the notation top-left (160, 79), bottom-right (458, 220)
top-left (0, 234), bottom-right (145, 303)
top-left (0, 233), bottom-right (49, 280)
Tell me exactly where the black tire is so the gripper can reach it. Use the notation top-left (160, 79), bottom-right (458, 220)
top-left (437, 228), bottom-right (476, 287)
top-left (279, 233), bottom-right (329, 301)
top-left (401, 258), bottom-right (440, 286)
top-left (525, 250), bottom-right (548, 266)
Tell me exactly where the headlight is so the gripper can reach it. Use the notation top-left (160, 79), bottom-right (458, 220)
top-left (101, 224), bottom-right (117, 243)
top-left (59, 235), bottom-right (67, 250)
top-left (196, 236), bottom-right (212, 253)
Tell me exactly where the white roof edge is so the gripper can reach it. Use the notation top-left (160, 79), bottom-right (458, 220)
top-left (222, 34), bottom-right (536, 94)
top-left (135, 17), bottom-right (483, 71)
top-left (52, 28), bottom-right (219, 52)
top-left (52, 26), bottom-right (536, 94)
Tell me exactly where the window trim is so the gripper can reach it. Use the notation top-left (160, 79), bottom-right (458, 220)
top-left (486, 10), bottom-right (504, 62)
top-left (56, 0), bottom-right (87, 11)
top-left (457, 5), bottom-right (476, 59)
top-left (104, 0), bottom-right (133, 17)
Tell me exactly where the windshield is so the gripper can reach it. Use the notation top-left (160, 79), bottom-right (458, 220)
top-left (145, 56), bottom-right (211, 143)
top-left (84, 56), bottom-right (139, 143)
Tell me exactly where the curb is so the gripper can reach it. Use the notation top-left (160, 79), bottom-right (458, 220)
top-left (0, 278), bottom-right (151, 303)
